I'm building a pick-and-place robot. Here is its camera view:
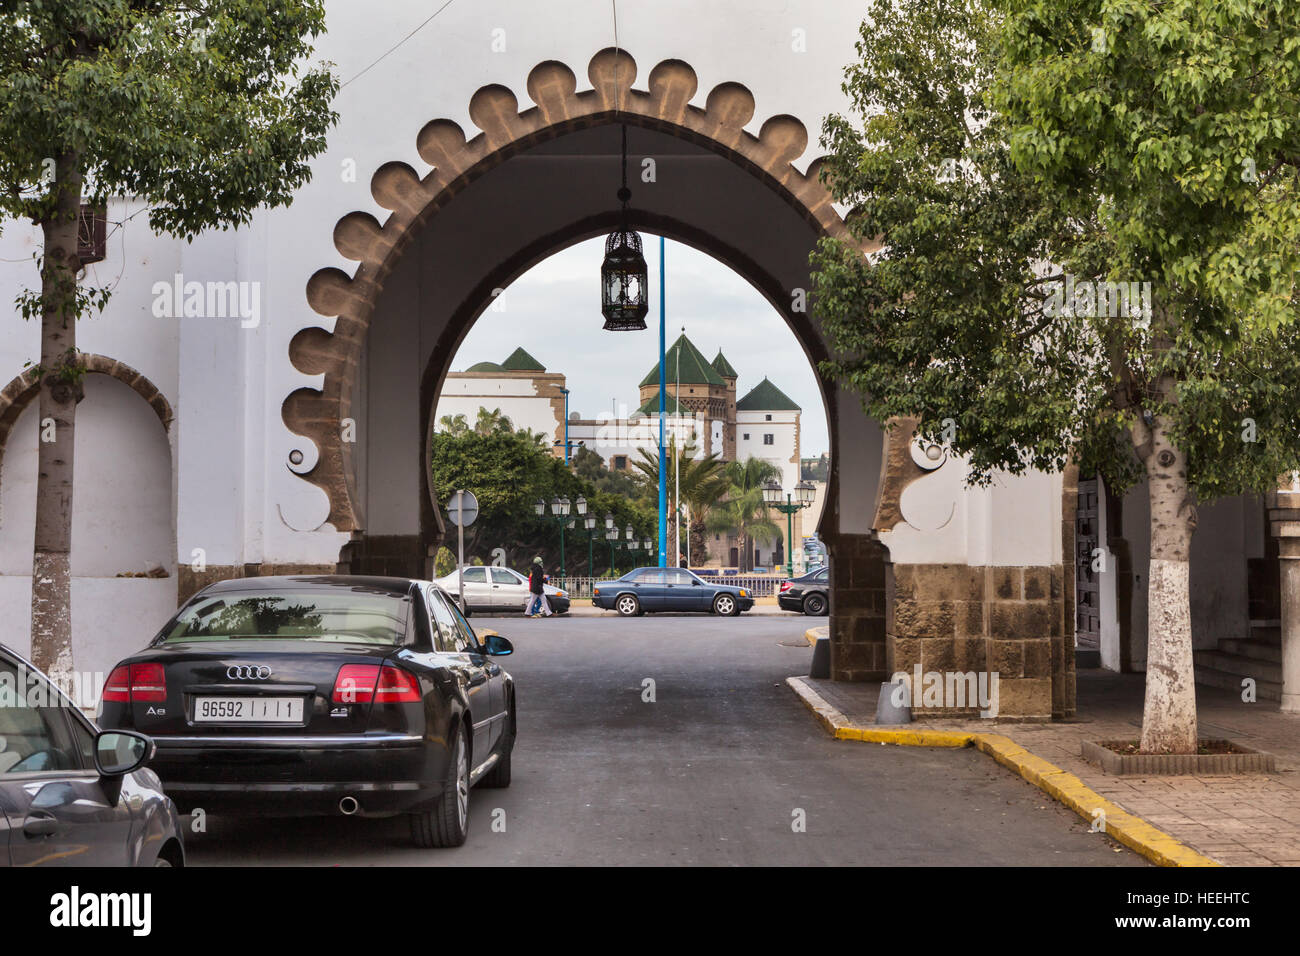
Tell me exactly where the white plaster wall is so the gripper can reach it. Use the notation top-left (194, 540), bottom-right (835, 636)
top-left (1097, 477), bottom-right (1123, 672)
top-left (434, 392), bottom-right (561, 442)
top-left (1121, 487), bottom-right (1255, 671)
top-left (0, 375), bottom-right (176, 678)
top-left (0, 577), bottom-right (176, 687)
top-left (736, 409), bottom-right (799, 492)
top-left (0, 376), bottom-right (173, 575)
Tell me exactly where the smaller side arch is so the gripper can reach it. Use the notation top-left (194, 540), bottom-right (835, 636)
top-left (0, 355), bottom-right (174, 520)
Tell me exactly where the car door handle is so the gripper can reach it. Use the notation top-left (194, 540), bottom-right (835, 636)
top-left (486, 663), bottom-right (501, 676)
top-left (23, 812), bottom-right (59, 838)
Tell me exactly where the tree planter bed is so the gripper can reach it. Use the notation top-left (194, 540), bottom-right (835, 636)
top-left (1081, 739), bottom-right (1276, 775)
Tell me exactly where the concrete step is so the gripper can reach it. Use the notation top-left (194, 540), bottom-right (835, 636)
top-left (1193, 649), bottom-right (1282, 684)
top-left (1218, 638), bottom-right (1282, 664)
top-left (1249, 624), bottom-right (1281, 643)
top-left (1190, 658), bottom-right (1284, 702)
top-left (1193, 664), bottom-right (1282, 701)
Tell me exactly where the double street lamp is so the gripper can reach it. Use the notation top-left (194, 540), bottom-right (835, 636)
top-left (762, 479), bottom-right (817, 577)
top-left (605, 520), bottom-right (638, 576)
top-left (535, 495), bottom-right (576, 578)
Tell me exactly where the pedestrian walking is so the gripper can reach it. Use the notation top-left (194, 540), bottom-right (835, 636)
top-left (525, 556), bottom-right (547, 617)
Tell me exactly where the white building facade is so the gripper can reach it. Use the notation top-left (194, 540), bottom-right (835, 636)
top-left (0, 0), bottom-right (1287, 718)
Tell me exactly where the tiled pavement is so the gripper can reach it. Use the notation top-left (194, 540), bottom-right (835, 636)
top-left (803, 668), bottom-right (1300, 866)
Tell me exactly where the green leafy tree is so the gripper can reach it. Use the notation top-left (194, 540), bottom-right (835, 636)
top-left (430, 423), bottom-right (652, 575)
top-left (0, 1), bottom-right (338, 677)
top-left (631, 441), bottom-right (728, 563)
top-left (572, 445), bottom-right (645, 500)
top-left (813, 0), bottom-right (1300, 752)
top-left (433, 546), bottom-right (456, 578)
top-left (705, 457), bottom-right (781, 571)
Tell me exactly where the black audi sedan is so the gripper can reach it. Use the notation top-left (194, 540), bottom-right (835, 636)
top-left (98, 575), bottom-right (516, 848)
top-left (0, 643), bottom-right (185, 866)
top-left (778, 566), bottom-right (830, 615)
top-left (592, 566), bottom-right (754, 615)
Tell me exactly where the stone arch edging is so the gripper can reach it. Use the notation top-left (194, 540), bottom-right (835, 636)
top-left (286, 48), bottom-right (856, 535)
top-left (0, 354), bottom-right (174, 524)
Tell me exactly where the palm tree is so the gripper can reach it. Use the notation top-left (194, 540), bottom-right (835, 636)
top-left (439, 413), bottom-right (470, 436)
top-left (631, 441), bottom-right (728, 562)
top-left (706, 457), bottom-right (781, 571)
top-left (473, 407), bottom-right (514, 436)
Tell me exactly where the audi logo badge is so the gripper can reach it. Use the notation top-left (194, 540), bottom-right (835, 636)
top-left (227, 665), bottom-right (272, 680)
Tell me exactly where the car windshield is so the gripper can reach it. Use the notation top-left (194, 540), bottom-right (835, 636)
top-left (160, 588), bottom-right (409, 645)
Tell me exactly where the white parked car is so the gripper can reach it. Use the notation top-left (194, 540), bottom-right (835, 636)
top-left (434, 566), bottom-right (570, 615)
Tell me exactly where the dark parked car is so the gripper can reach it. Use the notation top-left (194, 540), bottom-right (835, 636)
top-left (779, 566), bottom-right (830, 615)
top-left (0, 643), bottom-right (184, 866)
top-left (98, 575), bottom-right (516, 848)
top-left (592, 567), bottom-right (754, 616)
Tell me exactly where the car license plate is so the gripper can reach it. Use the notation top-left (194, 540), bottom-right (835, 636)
top-left (193, 697), bottom-right (304, 723)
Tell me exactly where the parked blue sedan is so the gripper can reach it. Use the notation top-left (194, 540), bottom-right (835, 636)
top-left (592, 567), bottom-right (754, 616)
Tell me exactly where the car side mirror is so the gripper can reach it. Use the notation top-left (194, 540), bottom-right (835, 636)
top-left (483, 633), bottom-right (513, 656)
top-left (693, 579), bottom-right (702, 585)
top-left (94, 730), bottom-right (153, 776)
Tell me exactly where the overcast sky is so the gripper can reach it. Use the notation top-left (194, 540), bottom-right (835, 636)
top-left (450, 235), bottom-right (830, 457)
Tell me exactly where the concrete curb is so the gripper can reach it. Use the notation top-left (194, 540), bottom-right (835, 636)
top-left (786, 675), bottom-right (1221, 868)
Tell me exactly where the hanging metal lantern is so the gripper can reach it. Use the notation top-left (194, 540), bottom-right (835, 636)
top-left (601, 225), bottom-right (648, 330)
top-left (601, 126), bottom-right (649, 331)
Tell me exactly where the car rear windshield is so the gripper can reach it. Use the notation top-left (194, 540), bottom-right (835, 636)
top-left (161, 589), bottom-right (409, 645)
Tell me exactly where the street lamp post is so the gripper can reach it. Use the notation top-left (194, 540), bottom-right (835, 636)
top-left (604, 513), bottom-right (617, 575)
top-left (535, 496), bottom-right (574, 578)
top-left (581, 506), bottom-right (597, 578)
top-left (763, 479), bottom-right (817, 577)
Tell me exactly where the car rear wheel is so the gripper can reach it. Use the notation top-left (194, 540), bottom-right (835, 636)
top-left (410, 722), bottom-right (470, 848)
top-left (712, 594), bottom-right (738, 616)
top-left (802, 592), bottom-right (828, 616)
top-left (616, 594), bottom-right (640, 616)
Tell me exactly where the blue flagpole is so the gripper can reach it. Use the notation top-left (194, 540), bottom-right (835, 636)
top-left (658, 236), bottom-right (667, 568)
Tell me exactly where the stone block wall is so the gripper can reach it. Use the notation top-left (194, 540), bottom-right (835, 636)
top-left (825, 533), bottom-right (888, 681)
top-left (886, 563), bottom-right (1073, 720)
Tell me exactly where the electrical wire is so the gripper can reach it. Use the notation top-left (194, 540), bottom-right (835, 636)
top-left (341, 0), bottom-right (458, 89)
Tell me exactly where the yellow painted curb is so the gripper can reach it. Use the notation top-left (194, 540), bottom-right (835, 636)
top-left (786, 677), bottom-right (1221, 868)
top-left (838, 726), bottom-right (974, 747)
top-left (804, 626), bottom-right (827, 647)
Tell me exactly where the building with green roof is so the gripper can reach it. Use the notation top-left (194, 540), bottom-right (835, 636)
top-left (736, 376), bottom-right (800, 412)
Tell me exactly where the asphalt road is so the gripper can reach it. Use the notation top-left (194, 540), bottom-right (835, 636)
top-left (186, 616), bottom-right (1143, 866)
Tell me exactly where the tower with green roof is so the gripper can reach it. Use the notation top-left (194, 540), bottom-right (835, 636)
top-left (637, 333), bottom-right (736, 457)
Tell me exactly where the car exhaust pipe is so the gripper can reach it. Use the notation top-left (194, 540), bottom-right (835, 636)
top-left (339, 796), bottom-right (360, 816)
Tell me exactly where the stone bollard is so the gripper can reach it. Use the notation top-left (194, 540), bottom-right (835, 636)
top-left (809, 635), bottom-right (831, 679)
top-left (876, 679), bottom-right (913, 724)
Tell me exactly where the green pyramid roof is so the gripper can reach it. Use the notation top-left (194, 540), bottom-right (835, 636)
top-left (499, 347), bottom-right (546, 372)
top-left (465, 361), bottom-right (503, 372)
top-left (711, 350), bottom-right (738, 379)
top-left (639, 334), bottom-right (725, 388)
top-left (635, 390), bottom-right (687, 417)
top-left (736, 377), bottom-right (800, 411)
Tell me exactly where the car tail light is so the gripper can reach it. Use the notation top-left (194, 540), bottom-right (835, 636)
top-left (333, 664), bottom-right (379, 704)
top-left (102, 665), bottom-right (131, 703)
top-left (129, 663), bottom-right (167, 702)
top-left (375, 666), bottom-right (421, 703)
top-left (779, 581), bottom-right (792, 593)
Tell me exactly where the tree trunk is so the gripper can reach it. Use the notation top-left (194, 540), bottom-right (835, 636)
top-left (1136, 402), bottom-right (1198, 754)
top-left (30, 151), bottom-right (84, 683)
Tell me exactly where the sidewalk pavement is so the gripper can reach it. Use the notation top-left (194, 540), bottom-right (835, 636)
top-left (798, 663), bottom-right (1300, 866)
top-left (557, 599), bottom-right (805, 617)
